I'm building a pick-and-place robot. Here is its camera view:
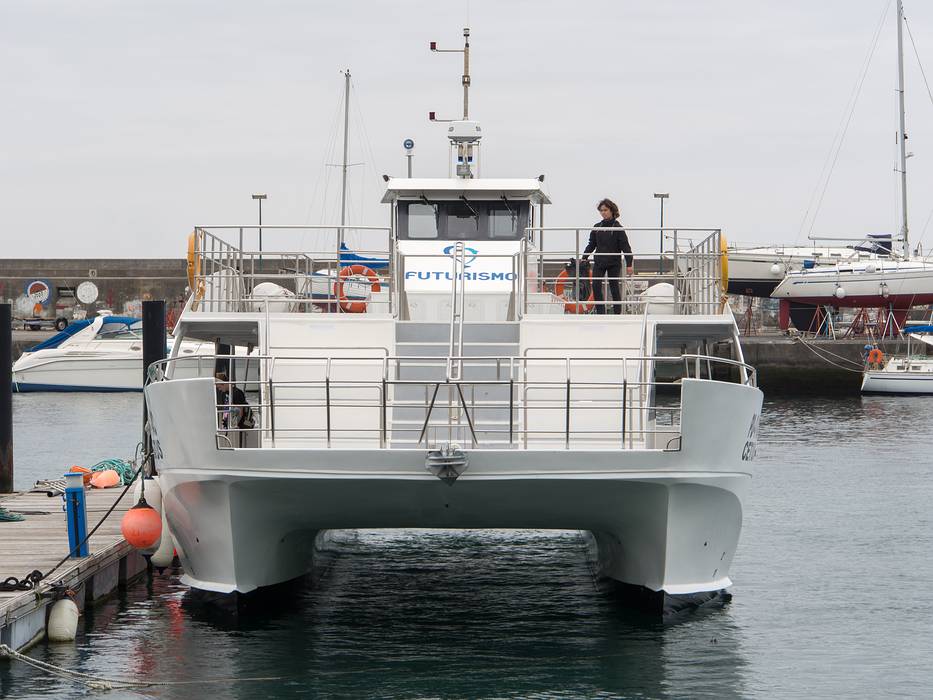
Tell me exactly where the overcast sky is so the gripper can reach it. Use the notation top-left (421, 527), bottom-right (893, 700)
top-left (4, 0), bottom-right (933, 258)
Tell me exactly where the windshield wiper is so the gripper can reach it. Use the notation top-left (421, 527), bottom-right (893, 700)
top-left (459, 195), bottom-right (479, 219)
top-left (500, 194), bottom-right (514, 217)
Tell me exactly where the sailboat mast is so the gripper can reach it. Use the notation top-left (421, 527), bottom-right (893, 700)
top-left (896, 0), bottom-right (909, 257)
top-left (340, 69), bottom-right (351, 229)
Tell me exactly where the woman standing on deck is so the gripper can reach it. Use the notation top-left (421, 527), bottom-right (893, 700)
top-left (581, 198), bottom-right (634, 315)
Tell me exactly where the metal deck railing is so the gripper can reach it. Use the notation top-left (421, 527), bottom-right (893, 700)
top-left (185, 225), bottom-right (727, 319)
top-left (148, 352), bottom-right (755, 452)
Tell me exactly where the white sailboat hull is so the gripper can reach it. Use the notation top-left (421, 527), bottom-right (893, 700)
top-left (861, 368), bottom-right (933, 394)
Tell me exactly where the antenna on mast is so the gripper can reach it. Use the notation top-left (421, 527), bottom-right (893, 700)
top-left (429, 28), bottom-right (481, 178)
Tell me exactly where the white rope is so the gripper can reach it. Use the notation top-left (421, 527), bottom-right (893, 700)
top-left (792, 337), bottom-right (865, 374)
top-left (0, 644), bottom-right (283, 690)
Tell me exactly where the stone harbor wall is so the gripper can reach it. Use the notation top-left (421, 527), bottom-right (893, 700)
top-left (0, 259), bottom-right (188, 325)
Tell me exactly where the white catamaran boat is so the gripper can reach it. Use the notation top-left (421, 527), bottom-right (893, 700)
top-left (861, 325), bottom-right (933, 394)
top-left (143, 30), bottom-right (763, 613)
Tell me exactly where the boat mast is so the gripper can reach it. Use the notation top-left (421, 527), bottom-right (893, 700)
top-left (896, 0), bottom-right (909, 257)
top-left (340, 68), bottom-right (351, 230)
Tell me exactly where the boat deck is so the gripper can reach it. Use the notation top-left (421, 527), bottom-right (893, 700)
top-left (0, 488), bottom-right (145, 652)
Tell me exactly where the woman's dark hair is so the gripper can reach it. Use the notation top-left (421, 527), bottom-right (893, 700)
top-left (597, 198), bottom-right (620, 219)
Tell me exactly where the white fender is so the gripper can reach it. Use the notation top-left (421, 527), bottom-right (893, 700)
top-left (149, 506), bottom-right (176, 570)
top-left (47, 597), bottom-right (80, 642)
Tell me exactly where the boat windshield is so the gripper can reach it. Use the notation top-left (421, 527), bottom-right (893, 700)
top-left (97, 320), bottom-right (143, 340)
top-left (398, 199), bottom-right (529, 240)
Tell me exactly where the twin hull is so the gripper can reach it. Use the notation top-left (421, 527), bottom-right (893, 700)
top-left (146, 375), bottom-right (762, 599)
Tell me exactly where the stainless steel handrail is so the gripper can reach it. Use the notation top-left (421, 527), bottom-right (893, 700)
top-left (148, 351), bottom-right (755, 451)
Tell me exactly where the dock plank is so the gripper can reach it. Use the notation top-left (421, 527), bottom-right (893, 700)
top-left (0, 488), bottom-right (136, 635)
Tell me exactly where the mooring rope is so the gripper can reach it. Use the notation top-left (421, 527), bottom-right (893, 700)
top-left (0, 644), bottom-right (283, 690)
top-left (0, 453), bottom-right (145, 593)
top-left (792, 336), bottom-right (865, 374)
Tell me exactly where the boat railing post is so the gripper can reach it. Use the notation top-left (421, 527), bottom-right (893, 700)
top-left (325, 358), bottom-right (332, 447)
top-left (574, 230), bottom-right (581, 313)
top-left (621, 379), bottom-right (627, 449)
top-left (565, 357), bottom-right (571, 449)
top-left (381, 357), bottom-right (388, 448)
top-left (672, 230), bottom-right (680, 311)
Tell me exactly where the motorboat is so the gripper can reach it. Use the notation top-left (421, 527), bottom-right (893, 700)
top-left (14, 315), bottom-right (154, 392)
top-left (12, 315), bottom-right (242, 392)
top-left (861, 325), bottom-right (933, 394)
top-left (143, 29), bottom-right (763, 614)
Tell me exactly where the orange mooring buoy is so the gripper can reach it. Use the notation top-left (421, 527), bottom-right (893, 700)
top-left (120, 497), bottom-right (162, 550)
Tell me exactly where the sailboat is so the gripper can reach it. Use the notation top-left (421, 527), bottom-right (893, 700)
top-left (771, 0), bottom-right (933, 334)
top-left (862, 325), bottom-right (933, 394)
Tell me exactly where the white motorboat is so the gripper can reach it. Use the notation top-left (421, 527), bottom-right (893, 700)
top-left (12, 315), bottom-right (241, 392)
top-left (861, 326), bottom-right (933, 394)
top-left (143, 30), bottom-right (762, 614)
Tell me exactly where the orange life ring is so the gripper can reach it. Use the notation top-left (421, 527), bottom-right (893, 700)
top-left (337, 265), bottom-right (381, 313)
top-left (555, 268), bottom-right (594, 314)
top-left (867, 348), bottom-right (884, 366)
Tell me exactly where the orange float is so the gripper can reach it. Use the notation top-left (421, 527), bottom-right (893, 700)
top-left (336, 265), bottom-right (381, 313)
top-left (555, 268), bottom-right (595, 314)
top-left (89, 469), bottom-right (121, 489)
top-left (120, 498), bottom-right (163, 550)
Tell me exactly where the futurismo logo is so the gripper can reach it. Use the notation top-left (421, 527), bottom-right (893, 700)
top-left (442, 245), bottom-right (479, 267)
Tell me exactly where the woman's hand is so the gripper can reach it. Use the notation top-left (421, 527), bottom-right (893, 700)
top-left (626, 266), bottom-right (634, 276)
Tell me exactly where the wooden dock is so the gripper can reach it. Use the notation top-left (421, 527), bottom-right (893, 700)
top-left (0, 488), bottom-right (146, 651)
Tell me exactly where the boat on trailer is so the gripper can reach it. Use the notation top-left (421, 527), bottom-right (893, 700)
top-left (144, 31), bottom-right (763, 614)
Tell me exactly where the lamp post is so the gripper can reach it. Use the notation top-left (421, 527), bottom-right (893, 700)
top-left (653, 193), bottom-right (669, 274)
top-left (252, 193), bottom-right (267, 264)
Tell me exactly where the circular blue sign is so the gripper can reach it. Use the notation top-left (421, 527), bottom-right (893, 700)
top-left (403, 139), bottom-right (414, 150)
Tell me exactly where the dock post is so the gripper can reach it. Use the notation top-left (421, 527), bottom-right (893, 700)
top-left (142, 301), bottom-right (166, 475)
top-left (63, 472), bottom-right (89, 557)
top-left (1, 303), bottom-right (12, 493)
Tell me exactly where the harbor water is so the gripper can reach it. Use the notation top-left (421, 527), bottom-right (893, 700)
top-left (2, 393), bottom-right (932, 698)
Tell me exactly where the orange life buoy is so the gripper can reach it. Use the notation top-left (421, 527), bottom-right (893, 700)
top-left (554, 268), bottom-right (594, 314)
top-left (867, 348), bottom-right (884, 366)
top-left (337, 265), bottom-right (381, 313)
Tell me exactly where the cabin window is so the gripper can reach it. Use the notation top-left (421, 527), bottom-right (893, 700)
top-left (488, 204), bottom-right (521, 238)
top-left (444, 201), bottom-right (480, 239)
top-left (406, 202), bottom-right (439, 239)
top-left (398, 199), bottom-right (530, 240)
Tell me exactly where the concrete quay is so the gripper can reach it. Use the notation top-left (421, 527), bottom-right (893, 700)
top-left (739, 334), bottom-right (870, 393)
top-left (0, 488), bottom-right (144, 652)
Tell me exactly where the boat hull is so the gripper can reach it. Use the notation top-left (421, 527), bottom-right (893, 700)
top-left (861, 370), bottom-right (933, 394)
top-left (12, 354), bottom-right (143, 392)
top-left (146, 376), bottom-right (762, 601)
